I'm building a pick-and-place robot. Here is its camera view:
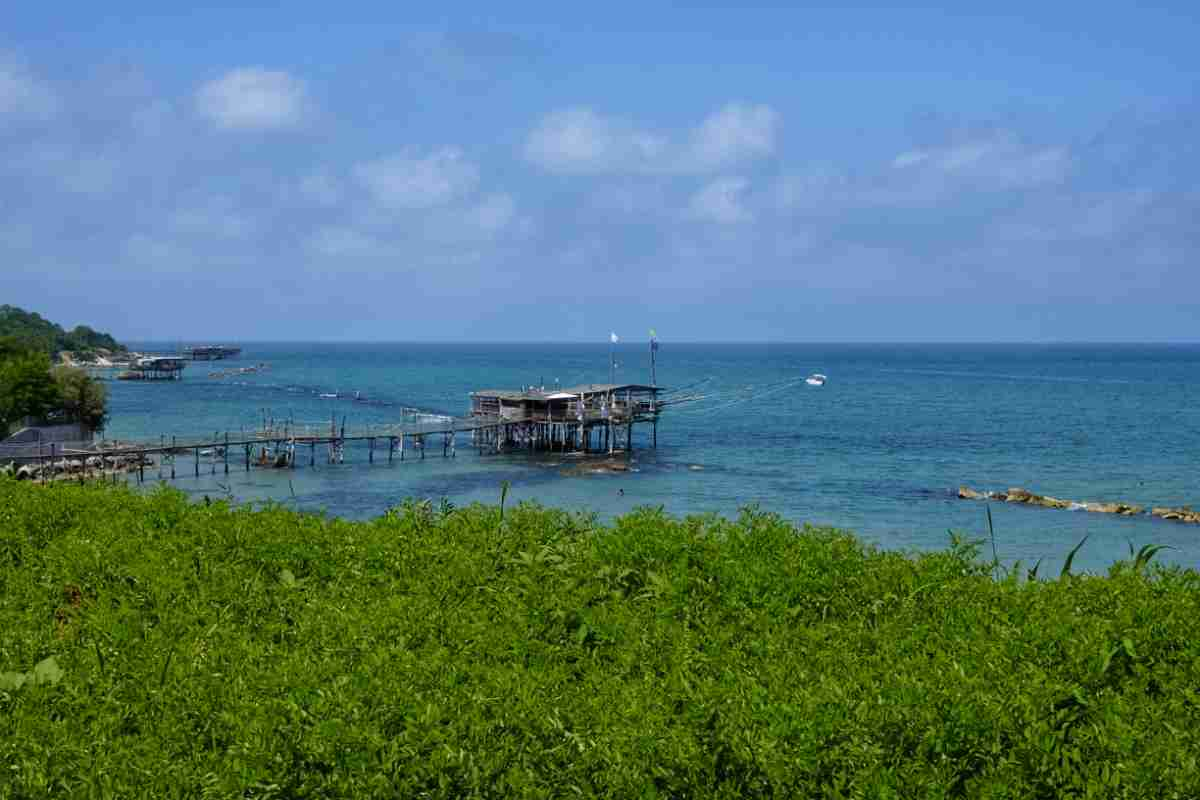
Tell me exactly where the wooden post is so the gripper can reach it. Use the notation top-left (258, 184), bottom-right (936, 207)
top-left (388, 437), bottom-right (394, 464)
top-left (400, 433), bottom-right (405, 461)
top-left (171, 437), bottom-right (177, 479)
top-left (194, 446), bottom-right (200, 478)
top-left (310, 440), bottom-right (315, 467)
top-left (369, 437), bottom-right (375, 464)
top-left (245, 444), bottom-right (250, 472)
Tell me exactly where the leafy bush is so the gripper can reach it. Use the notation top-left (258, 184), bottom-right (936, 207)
top-left (1, 479), bottom-right (1198, 797)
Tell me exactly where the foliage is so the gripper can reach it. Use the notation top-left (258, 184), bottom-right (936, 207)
top-left (0, 351), bottom-right (60, 435)
top-left (1, 479), bottom-right (1199, 797)
top-left (49, 366), bottom-right (109, 433)
top-left (0, 305), bottom-right (125, 356)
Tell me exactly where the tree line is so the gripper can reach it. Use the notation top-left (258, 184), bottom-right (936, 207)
top-left (0, 307), bottom-right (115, 437)
top-left (0, 304), bottom-right (126, 357)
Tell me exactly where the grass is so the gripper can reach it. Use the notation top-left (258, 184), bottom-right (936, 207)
top-left (2, 478), bottom-right (1199, 797)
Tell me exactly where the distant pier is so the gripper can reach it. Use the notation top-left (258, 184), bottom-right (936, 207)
top-left (187, 345), bottom-right (242, 361)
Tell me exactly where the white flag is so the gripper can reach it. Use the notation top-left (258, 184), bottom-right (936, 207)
top-left (610, 332), bottom-right (619, 343)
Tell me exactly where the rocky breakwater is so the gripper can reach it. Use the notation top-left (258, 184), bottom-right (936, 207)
top-left (1150, 507), bottom-right (1200, 524)
top-left (958, 486), bottom-right (1146, 517)
top-left (2, 453), bottom-right (154, 482)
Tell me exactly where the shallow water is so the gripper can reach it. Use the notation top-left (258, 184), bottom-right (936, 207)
top-left (103, 342), bottom-right (1200, 574)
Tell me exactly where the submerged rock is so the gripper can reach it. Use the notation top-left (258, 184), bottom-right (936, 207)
top-left (1151, 507), bottom-right (1200, 524)
top-left (957, 486), bottom-right (986, 500)
top-left (1083, 502), bottom-right (1144, 516)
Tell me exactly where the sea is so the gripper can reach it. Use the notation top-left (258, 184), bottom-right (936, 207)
top-left (103, 342), bottom-right (1200, 575)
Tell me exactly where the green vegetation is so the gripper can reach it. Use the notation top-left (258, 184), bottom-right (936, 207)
top-left (2, 480), bottom-right (1198, 797)
top-left (0, 351), bottom-right (60, 436)
top-left (0, 305), bottom-right (125, 358)
top-left (50, 365), bottom-right (109, 433)
top-left (0, 347), bottom-right (108, 437)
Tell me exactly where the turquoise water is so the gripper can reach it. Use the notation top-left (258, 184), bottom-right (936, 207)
top-left (104, 343), bottom-right (1200, 573)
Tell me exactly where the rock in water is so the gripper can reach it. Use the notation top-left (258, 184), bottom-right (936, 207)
top-left (1151, 507), bottom-right (1200, 524)
top-left (1083, 502), bottom-right (1144, 516)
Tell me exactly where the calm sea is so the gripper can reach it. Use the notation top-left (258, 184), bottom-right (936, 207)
top-left (104, 342), bottom-right (1200, 574)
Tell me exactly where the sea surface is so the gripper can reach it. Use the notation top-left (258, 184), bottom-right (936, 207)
top-left (103, 342), bottom-right (1200, 574)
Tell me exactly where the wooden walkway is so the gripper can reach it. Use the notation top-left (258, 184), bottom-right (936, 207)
top-left (16, 409), bottom-right (656, 484)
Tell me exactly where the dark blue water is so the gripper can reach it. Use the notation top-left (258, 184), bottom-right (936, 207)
top-left (104, 343), bottom-right (1200, 573)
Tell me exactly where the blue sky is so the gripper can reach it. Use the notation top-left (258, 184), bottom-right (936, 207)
top-left (2, 2), bottom-right (1198, 341)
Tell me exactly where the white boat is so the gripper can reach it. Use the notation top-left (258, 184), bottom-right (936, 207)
top-left (806, 373), bottom-right (827, 386)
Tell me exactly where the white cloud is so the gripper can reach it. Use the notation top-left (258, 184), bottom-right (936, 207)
top-left (688, 177), bottom-right (752, 224)
top-left (687, 104), bottom-right (777, 170)
top-left (524, 103), bottom-right (777, 175)
top-left (195, 68), bottom-right (309, 131)
top-left (892, 136), bottom-right (1069, 188)
top-left (468, 193), bottom-right (517, 235)
top-left (354, 148), bottom-right (480, 210)
top-left (0, 56), bottom-right (57, 119)
top-left (524, 108), bottom-right (668, 175)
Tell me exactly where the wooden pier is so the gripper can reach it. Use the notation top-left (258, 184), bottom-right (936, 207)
top-left (6, 379), bottom-right (698, 487)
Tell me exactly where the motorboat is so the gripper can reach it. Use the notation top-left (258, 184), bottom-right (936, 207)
top-left (806, 373), bottom-right (827, 387)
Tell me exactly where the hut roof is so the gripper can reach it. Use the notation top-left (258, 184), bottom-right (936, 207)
top-left (471, 383), bottom-right (658, 402)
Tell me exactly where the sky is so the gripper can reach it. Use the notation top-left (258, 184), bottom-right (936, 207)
top-left (2, 2), bottom-right (1198, 342)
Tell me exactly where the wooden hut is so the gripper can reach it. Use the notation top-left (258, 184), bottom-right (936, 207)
top-left (468, 383), bottom-right (661, 454)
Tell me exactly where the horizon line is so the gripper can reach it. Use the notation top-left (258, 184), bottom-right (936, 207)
top-left (118, 339), bottom-right (1200, 346)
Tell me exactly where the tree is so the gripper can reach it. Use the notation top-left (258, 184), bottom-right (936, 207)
top-left (0, 352), bottom-right (61, 436)
top-left (50, 366), bottom-right (108, 433)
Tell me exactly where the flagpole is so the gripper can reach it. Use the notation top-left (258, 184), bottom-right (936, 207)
top-left (650, 336), bottom-right (656, 387)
